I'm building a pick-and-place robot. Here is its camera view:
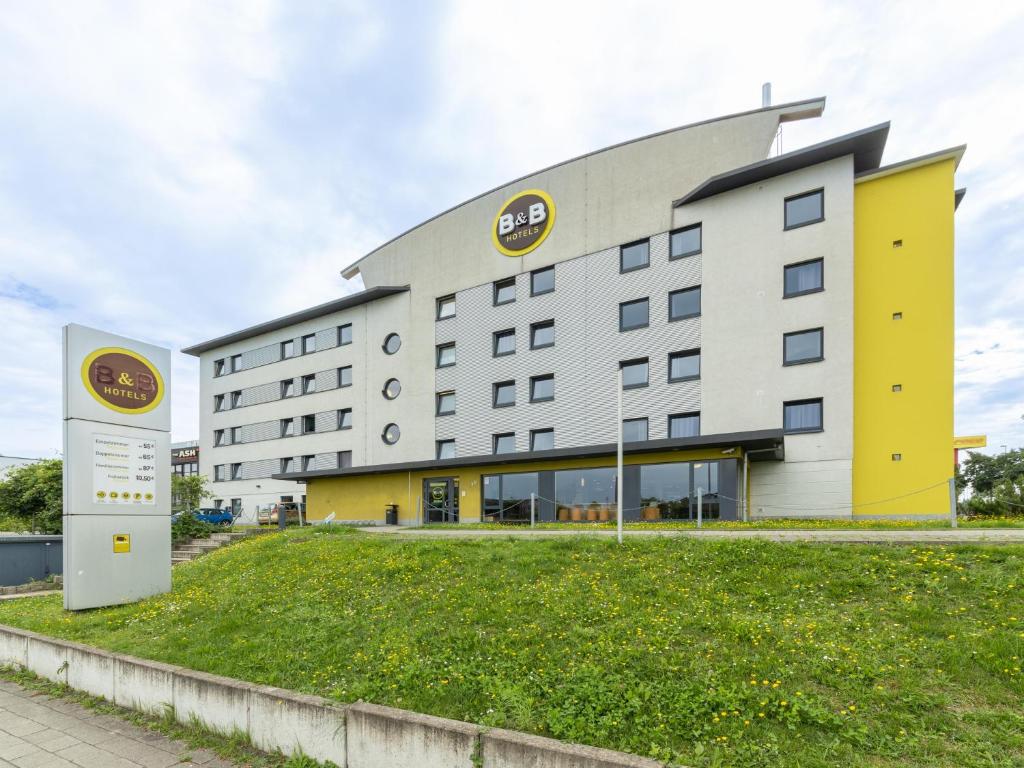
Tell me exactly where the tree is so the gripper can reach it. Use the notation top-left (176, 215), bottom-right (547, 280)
top-left (958, 449), bottom-right (1024, 516)
top-left (0, 459), bottom-right (63, 533)
top-left (171, 473), bottom-right (212, 512)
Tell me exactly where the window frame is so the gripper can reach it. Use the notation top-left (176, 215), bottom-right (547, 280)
top-left (280, 457), bottom-right (294, 474)
top-left (530, 319), bottom-right (555, 350)
top-left (382, 423), bottom-right (401, 445)
top-left (214, 359), bottom-right (226, 377)
top-left (493, 277), bottom-right (516, 306)
top-left (337, 408), bottom-right (352, 430)
top-left (492, 432), bottom-right (516, 455)
top-left (337, 450), bottom-right (352, 469)
top-left (783, 257), bottom-right (825, 299)
top-left (530, 428), bottom-right (555, 452)
top-left (619, 238), bottom-right (651, 274)
top-left (783, 398), bottom-right (824, 434)
top-left (669, 223), bottom-right (702, 259)
top-left (622, 417), bottom-right (649, 443)
top-left (784, 188), bottom-right (825, 230)
top-left (619, 297), bottom-right (650, 332)
top-left (230, 391), bottom-right (241, 408)
top-left (382, 333), bottom-right (401, 355)
top-left (337, 366), bottom-right (352, 388)
top-left (436, 391), bottom-right (456, 417)
top-left (668, 412), bottom-right (701, 439)
top-left (492, 328), bottom-right (516, 357)
top-left (783, 327), bottom-right (825, 366)
top-left (280, 418), bottom-right (294, 438)
top-left (301, 455), bottom-right (315, 473)
top-left (214, 429), bottom-right (226, 447)
top-left (620, 358), bottom-right (650, 390)
top-left (230, 463), bottom-right (242, 481)
top-left (493, 380), bottom-right (516, 409)
top-left (338, 323), bottom-right (353, 346)
top-left (530, 266), bottom-right (555, 296)
top-left (280, 379), bottom-right (295, 398)
top-left (214, 394), bottom-right (226, 412)
top-left (668, 349), bottom-right (701, 383)
top-left (436, 439), bottom-right (456, 460)
top-left (529, 374), bottom-right (555, 403)
top-left (436, 295), bottom-right (456, 320)
top-left (301, 374), bottom-right (316, 394)
top-left (301, 414), bottom-right (316, 435)
top-left (301, 334), bottom-right (316, 355)
top-left (230, 354), bottom-right (242, 373)
top-left (281, 339), bottom-right (295, 359)
top-left (435, 342), bottom-right (455, 368)
top-left (668, 285), bottom-right (701, 321)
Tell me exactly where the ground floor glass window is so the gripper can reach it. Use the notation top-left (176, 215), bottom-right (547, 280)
top-left (482, 472), bottom-right (538, 523)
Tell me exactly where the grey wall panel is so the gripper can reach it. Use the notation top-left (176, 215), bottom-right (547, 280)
top-left (240, 342), bottom-right (281, 371)
top-left (241, 420), bottom-right (280, 444)
top-left (314, 411), bottom-right (337, 433)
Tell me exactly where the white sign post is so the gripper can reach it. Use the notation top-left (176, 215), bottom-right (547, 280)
top-left (63, 324), bottom-right (172, 610)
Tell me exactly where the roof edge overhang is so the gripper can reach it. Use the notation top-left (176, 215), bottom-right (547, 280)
top-left (853, 144), bottom-right (966, 184)
top-left (273, 429), bottom-right (785, 483)
top-left (340, 97), bottom-right (826, 280)
top-left (181, 286), bottom-right (410, 356)
top-left (674, 122), bottom-right (890, 208)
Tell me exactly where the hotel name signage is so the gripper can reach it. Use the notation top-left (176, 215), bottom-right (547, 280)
top-left (492, 189), bottom-right (556, 257)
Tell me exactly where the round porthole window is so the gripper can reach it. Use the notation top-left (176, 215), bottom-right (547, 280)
top-left (382, 378), bottom-right (402, 400)
top-left (382, 423), bottom-right (401, 445)
top-left (382, 333), bottom-right (401, 355)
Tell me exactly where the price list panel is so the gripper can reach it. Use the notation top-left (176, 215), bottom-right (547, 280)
top-left (92, 433), bottom-right (158, 505)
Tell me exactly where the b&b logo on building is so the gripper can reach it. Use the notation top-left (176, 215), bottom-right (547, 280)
top-left (492, 189), bottom-right (556, 257)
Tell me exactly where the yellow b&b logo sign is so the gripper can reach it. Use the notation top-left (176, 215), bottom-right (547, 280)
top-left (81, 347), bottom-right (165, 415)
top-left (492, 189), bottom-right (555, 257)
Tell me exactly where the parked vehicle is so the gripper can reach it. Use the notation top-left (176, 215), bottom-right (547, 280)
top-left (171, 508), bottom-right (237, 527)
top-left (257, 502), bottom-right (304, 526)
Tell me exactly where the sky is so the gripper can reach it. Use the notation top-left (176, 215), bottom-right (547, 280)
top-left (1, 0), bottom-right (1022, 459)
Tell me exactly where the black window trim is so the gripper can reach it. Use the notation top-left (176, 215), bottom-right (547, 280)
top-left (529, 373), bottom-right (555, 403)
top-left (337, 408), bottom-right (352, 430)
top-left (492, 328), bottom-right (516, 358)
top-left (783, 257), bottom-right (825, 298)
top-left (668, 411), bottom-right (701, 439)
top-left (435, 342), bottom-right (455, 368)
top-left (436, 391), bottom-right (456, 417)
top-left (619, 237), bottom-right (651, 274)
top-left (783, 397), bottom-right (824, 434)
top-left (783, 187), bottom-right (825, 231)
top-left (530, 428), bottom-right (555, 451)
top-left (619, 357), bottom-right (650, 390)
top-left (493, 277), bottom-right (516, 306)
top-left (622, 417), bottom-right (649, 442)
top-left (436, 294), bottom-right (456, 320)
top-left (619, 297), bottom-right (650, 332)
top-left (668, 349), bottom-right (701, 383)
top-left (530, 266), bottom-right (555, 296)
top-left (668, 285), bottom-right (701, 322)
top-left (492, 432), bottom-right (515, 454)
top-left (783, 327), bottom-right (825, 366)
top-left (338, 366), bottom-right (352, 388)
top-left (492, 380), bottom-right (516, 409)
top-left (337, 323), bottom-right (353, 346)
top-left (382, 333), bottom-right (401, 355)
top-left (669, 222), bottom-right (702, 259)
top-left (530, 319), bottom-right (555, 350)
top-left (436, 439), bottom-right (455, 460)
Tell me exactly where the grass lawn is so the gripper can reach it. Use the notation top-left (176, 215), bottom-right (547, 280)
top-left (424, 515), bottom-right (1024, 530)
top-left (0, 529), bottom-right (1022, 767)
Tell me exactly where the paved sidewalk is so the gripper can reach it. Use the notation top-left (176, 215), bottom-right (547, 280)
top-left (0, 592), bottom-right (60, 603)
top-left (0, 678), bottom-right (235, 768)
top-left (371, 527), bottom-right (1024, 544)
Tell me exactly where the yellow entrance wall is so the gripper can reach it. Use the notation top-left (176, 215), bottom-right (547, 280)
top-left (306, 448), bottom-right (739, 523)
top-left (852, 159), bottom-right (955, 516)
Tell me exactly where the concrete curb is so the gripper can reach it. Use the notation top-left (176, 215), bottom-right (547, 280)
top-left (0, 623), bottom-right (666, 767)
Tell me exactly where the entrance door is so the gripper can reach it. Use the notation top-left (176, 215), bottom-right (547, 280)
top-left (423, 477), bottom-right (459, 523)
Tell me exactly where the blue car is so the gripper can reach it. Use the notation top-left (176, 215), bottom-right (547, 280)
top-left (171, 508), bottom-right (237, 526)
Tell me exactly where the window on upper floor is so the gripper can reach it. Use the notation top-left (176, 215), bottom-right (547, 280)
top-left (338, 323), bottom-right (352, 346)
top-left (783, 328), bottom-right (824, 366)
top-left (338, 451), bottom-right (352, 469)
top-left (620, 358), bottom-right (649, 389)
top-left (436, 391), bottom-right (455, 416)
top-left (670, 223), bottom-right (702, 259)
top-left (214, 429), bottom-right (226, 447)
top-left (669, 286), bottom-right (701, 321)
top-left (338, 408), bottom-right (352, 429)
top-left (783, 258), bottom-right (824, 298)
top-left (230, 391), bottom-right (241, 409)
top-left (493, 380), bottom-right (516, 408)
top-left (530, 320), bottom-right (554, 349)
top-left (302, 334), bottom-right (316, 355)
top-left (281, 339), bottom-right (295, 358)
top-left (669, 412), bottom-right (700, 439)
top-left (436, 342), bottom-right (455, 368)
top-left (338, 366), bottom-right (352, 388)
top-left (214, 464), bottom-right (225, 482)
top-left (619, 298), bottom-right (649, 331)
top-left (230, 463), bottom-right (242, 481)
top-left (784, 398), bottom-right (823, 434)
top-left (301, 455), bottom-right (315, 472)
top-left (620, 239), bottom-right (650, 273)
top-left (383, 333), bottom-right (401, 355)
top-left (492, 432), bottom-right (515, 455)
top-left (437, 295), bottom-right (456, 320)
top-left (302, 374), bottom-right (316, 394)
top-left (230, 427), bottom-right (241, 444)
top-left (214, 394), bottom-right (226, 412)
top-left (494, 277), bottom-right (516, 306)
top-left (530, 374), bottom-right (554, 403)
top-left (281, 379), bottom-right (294, 398)
top-left (669, 349), bottom-right (701, 382)
top-left (302, 414), bottom-right (316, 434)
top-left (530, 428), bottom-right (554, 452)
top-left (531, 266), bottom-right (554, 296)
top-left (280, 457), bottom-right (294, 474)
top-left (622, 418), bottom-right (648, 443)
top-left (493, 328), bottom-right (516, 357)
top-left (784, 189), bottom-right (824, 229)
top-left (230, 354), bottom-right (242, 373)
top-left (436, 439), bottom-right (455, 460)
top-left (214, 359), bottom-right (226, 377)
top-left (280, 418), bottom-right (295, 438)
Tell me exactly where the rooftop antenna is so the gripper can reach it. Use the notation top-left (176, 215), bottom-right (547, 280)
top-left (762, 82), bottom-right (782, 156)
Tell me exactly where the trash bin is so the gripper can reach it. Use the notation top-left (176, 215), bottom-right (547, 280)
top-left (385, 504), bottom-right (398, 526)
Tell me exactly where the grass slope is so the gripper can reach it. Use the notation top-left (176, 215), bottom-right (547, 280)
top-left (0, 529), bottom-right (1022, 767)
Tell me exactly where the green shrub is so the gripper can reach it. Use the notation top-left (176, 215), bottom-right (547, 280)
top-left (171, 512), bottom-right (215, 543)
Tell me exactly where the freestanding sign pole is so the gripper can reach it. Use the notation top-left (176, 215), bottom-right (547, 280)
top-left (616, 367), bottom-right (623, 545)
top-left (62, 324), bottom-right (172, 610)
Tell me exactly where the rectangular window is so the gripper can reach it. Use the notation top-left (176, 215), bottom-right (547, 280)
top-left (436, 440), bottom-right (455, 460)
top-left (784, 398), bottom-right (823, 433)
top-left (530, 429), bottom-right (554, 452)
top-left (622, 418), bottom-right (648, 443)
top-left (493, 277), bottom-right (516, 305)
top-left (281, 339), bottom-right (295, 358)
top-left (436, 342), bottom-right (456, 368)
top-left (214, 429), bottom-right (226, 447)
top-left (230, 391), bottom-right (241, 409)
top-left (530, 320), bottom-right (554, 349)
top-left (493, 380), bottom-right (516, 408)
top-left (214, 465), bottom-right (224, 482)
top-left (670, 223), bottom-right (702, 259)
top-left (302, 334), bottom-right (316, 354)
top-left (530, 374), bottom-right (554, 402)
top-left (302, 374), bottom-right (317, 394)
top-left (669, 412), bottom-right (700, 438)
top-left (230, 354), bottom-right (242, 373)
top-left (669, 349), bottom-right (701, 382)
top-left (230, 463), bottom-right (242, 481)
top-left (620, 239), bottom-right (650, 273)
top-left (338, 366), bottom-right (352, 387)
top-left (531, 266), bottom-right (554, 296)
top-left (482, 472), bottom-right (539, 523)
top-left (302, 414), bottom-right (316, 434)
top-left (281, 379), bottom-right (295, 398)
top-left (784, 189), bottom-right (824, 229)
top-left (337, 451), bottom-right (352, 469)
top-left (214, 359), bottom-right (226, 377)
top-left (280, 457), bottom-right (294, 474)
top-left (493, 433), bottom-right (516, 454)
top-left (619, 298), bottom-right (649, 331)
top-left (783, 328), bottom-right (824, 365)
top-left (436, 295), bottom-right (456, 320)
top-left (783, 258), bottom-right (824, 298)
top-left (214, 394), bottom-right (225, 412)
top-left (338, 324), bottom-right (352, 346)
top-left (669, 286), bottom-right (701, 320)
top-left (620, 358), bottom-right (649, 389)
top-left (280, 418), bottom-right (294, 437)
top-left (436, 391), bottom-right (456, 416)
top-left (554, 467), bottom-right (616, 519)
top-left (230, 427), bottom-right (240, 444)
top-left (301, 455), bottom-right (315, 472)
top-left (493, 328), bottom-right (516, 357)
top-left (338, 408), bottom-right (352, 429)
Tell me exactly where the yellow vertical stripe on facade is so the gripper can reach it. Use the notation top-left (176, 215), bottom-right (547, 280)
top-left (853, 159), bottom-right (955, 516)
